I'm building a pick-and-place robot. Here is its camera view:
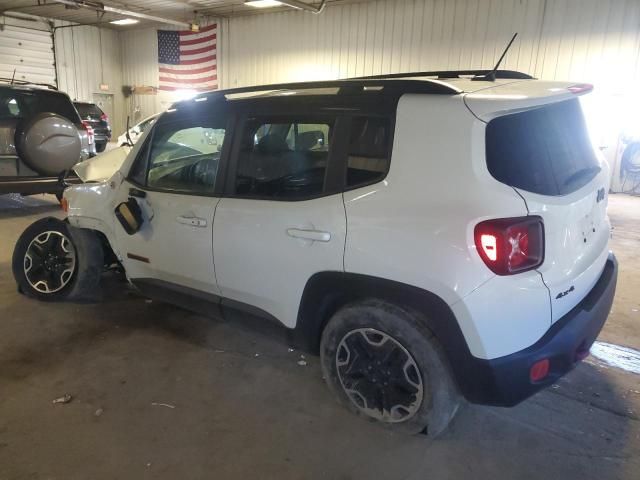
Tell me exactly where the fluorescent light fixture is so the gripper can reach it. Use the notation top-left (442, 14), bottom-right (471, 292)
top-left (245, 0), bottom-right (283, 8)
top-left (110, 18), bottom-right (139, 25)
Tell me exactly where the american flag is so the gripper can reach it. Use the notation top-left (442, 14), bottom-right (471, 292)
top-left (157, 24), bottom-right (217, 92)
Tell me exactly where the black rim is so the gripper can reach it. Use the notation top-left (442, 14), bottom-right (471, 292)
top-left (23, 230), bottom-right (76, 294)
top-left (335, 328), bottom-right (424, 423)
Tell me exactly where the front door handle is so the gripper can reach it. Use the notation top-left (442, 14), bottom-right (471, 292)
top-left (286, 228), bottom-right (331, 242)
top-left (177, 215), bottom-right (207, 227)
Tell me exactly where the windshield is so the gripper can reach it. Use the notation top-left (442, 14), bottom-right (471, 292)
top-left (0, 89), bottom-right (81, 124)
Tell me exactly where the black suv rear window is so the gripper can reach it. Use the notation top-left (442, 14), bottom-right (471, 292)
top-left (486, 99), bottom-right (599, 196)
top-left (0, 89), bottom-right (80, 124)
top-left (75, 103), bottom-right (103, 118)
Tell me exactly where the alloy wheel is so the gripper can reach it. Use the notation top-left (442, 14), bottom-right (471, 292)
top-left (23, 231), bottom-right (76, 294)
top-left (336, 328), bottom-right (424, 423)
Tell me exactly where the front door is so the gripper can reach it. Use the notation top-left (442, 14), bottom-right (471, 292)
top-left (213, 113), bottom-right (347, 327)
top-left (114, 106), bottom-right (230, 296)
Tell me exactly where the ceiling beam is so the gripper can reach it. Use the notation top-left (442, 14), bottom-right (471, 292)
top-left (52, 0), bottom-right (191, 27)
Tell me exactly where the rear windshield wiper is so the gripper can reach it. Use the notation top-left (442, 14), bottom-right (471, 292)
top-left (563, 165), bottom-right (601, 187)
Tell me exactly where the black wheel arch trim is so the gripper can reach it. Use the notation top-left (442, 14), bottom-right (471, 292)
top-left (292, 271), bottom-right (478, 397)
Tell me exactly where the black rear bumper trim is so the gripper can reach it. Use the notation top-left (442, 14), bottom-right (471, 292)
top-left (459, 253), bottom-right (618, 406)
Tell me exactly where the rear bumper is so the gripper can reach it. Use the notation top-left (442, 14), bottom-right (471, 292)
top-left (459, 252), bottom-right (618, 406)
top-left (94, 131), bottom-right (111, 142)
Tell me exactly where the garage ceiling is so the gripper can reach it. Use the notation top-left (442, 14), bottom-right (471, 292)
top-left (0, 0), bottom-right (357, 27)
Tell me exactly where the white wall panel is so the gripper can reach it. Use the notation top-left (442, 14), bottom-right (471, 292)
top-left (54, 21), bottom-right (125, 135)
top-left (223, 0), bottom-right (546, 88)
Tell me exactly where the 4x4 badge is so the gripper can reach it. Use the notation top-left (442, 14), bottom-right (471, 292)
top-left (597, 188), bottom-right (605, 203)
top-left (556, 285), bottom-right (575, 299)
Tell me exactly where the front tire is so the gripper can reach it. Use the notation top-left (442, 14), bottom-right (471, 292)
top-left (320, 300), bottom-right (460, 436)
top-left (12, 217), bottom-right (103, 301)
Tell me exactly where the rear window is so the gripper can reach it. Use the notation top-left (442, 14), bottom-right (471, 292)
top-left (75, 103), bottom-right (103, 118)
top-left (0, 89), bottom-right (80, 124)
top-left (486, 99), bottom-right (599, 196)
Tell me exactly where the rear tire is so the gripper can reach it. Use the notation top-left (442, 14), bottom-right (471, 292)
top-left (12, 217), bottom-right (103, 301)
top-left (320, 299), bottom-right (460, 437)
top-left (95, 141), bottom-right (107, 153)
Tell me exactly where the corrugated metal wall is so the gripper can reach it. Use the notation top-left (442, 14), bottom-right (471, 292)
top-left (222, 0), bottom-right (640, 89)
top-left (0, 15), bottom-right (56, 86)
top-left (222, 0), bottom-right (546, 87)
top-left (54, 21), bottom-right (125, 135)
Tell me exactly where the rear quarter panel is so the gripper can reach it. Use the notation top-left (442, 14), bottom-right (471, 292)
top-left (343, 94), bottom-right (552, 359)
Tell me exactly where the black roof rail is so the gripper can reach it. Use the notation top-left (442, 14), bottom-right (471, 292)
top-left (0, 77), bottom-right (58, 90)
top-left (350, 70), bottom-right (534, 81)
top-left (195, 78), bottom-right (460, 102)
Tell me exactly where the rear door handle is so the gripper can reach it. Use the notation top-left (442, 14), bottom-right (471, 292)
top-left (177, 215), bottom-right (207, 227)
top-left (286, 228), bottom-right (331, 242)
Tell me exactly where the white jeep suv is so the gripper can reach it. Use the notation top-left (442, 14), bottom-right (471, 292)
top-left (12, 70), bottom-right (618, 436)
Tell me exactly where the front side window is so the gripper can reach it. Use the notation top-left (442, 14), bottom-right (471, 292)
top-left (143, 118), bottom-right (227, 193)
top-left (234, 118), bottom-right (333, 199)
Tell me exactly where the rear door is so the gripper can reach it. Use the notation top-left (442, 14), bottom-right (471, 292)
top-left (483, 97), bottom-right (610, 322)
top-left (212, 106), bottom-right (347, 327)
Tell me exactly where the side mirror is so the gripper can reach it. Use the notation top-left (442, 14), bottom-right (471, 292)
top-left (115, 198), bottom-right (144, 234)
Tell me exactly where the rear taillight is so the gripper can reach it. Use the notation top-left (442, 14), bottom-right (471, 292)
top-left (474, 216), bottom-right (544, 275)
top-left (100, 113), bottom-right (108, 122)
top-left (81, 120), bottom-right (95, 144)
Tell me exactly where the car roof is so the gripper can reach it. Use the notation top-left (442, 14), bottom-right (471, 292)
top-left (169, 70), bottom-right (589, 112)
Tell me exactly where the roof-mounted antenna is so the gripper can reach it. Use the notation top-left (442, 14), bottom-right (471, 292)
top-left (10, 69), bottom-right (16, 84)
top-left (473, 33), bottom-right (518, 81)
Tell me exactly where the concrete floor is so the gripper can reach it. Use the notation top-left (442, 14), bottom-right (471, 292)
top-left (0, 193), bottom-right (639, 480)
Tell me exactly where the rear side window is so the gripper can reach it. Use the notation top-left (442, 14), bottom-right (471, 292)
top-left (0, 90), bottom-right (80, 123)
top-left (486, 99), bottom-right (599, 196)
top-left (234, 118), bottom-right (333, 200)
top-left (346, 116), bottom-right (392, 187)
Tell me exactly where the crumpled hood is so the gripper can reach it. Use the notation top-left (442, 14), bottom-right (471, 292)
top-left (73, 146), bottom-right (131, 182)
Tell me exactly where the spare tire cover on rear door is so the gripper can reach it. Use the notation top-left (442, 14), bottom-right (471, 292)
top-left (16, 112), bottom-right (81, 176)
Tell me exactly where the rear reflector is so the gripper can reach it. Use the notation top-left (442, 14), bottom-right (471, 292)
top-left (530, 359), bottom-right (550, 382)
top-left (474, 216), bottom-right (544, 275)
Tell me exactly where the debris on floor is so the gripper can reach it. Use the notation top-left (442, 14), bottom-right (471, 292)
top-left (94, 408), bottom-right (104, 417)
top-left (52, 394), bottom-right (73, 405)
top-left (151, 402), bottom-right (176, 409)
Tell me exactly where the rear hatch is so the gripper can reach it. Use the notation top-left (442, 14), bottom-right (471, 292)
top-left (465, 82), bottom-right (611, 323)
top-left (75, 103), bottom-right (110, 137)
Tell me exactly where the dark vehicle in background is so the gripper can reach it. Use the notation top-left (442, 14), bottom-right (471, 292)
top-left (74, 102), bottom-right (111, 152)
top-left (0, 81), bottom-right (89, 196)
